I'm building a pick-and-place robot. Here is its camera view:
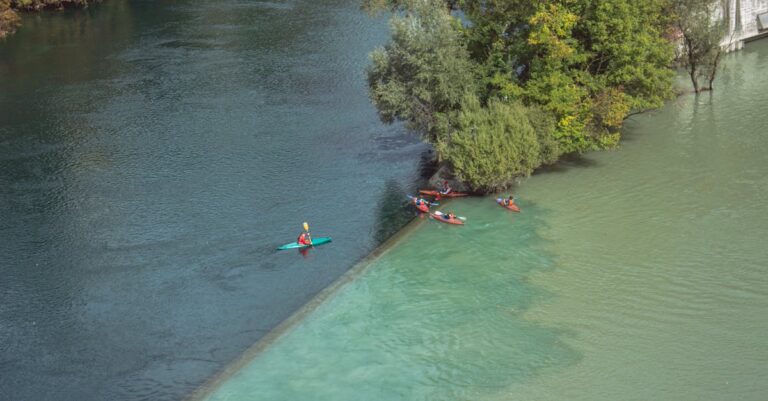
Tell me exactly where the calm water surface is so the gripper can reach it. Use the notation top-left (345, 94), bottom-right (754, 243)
top-left (0, 1), bottom-right (427, 400)
top-left (205, 40), bottom-right (768, 400)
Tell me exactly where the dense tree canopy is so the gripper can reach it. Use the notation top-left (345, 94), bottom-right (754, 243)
top-left (437, 96), bottom-right (557, 192)
top-left (366, 0), bottom-right (677, 191)
top-left (367, 2), bottom-right (476, 142)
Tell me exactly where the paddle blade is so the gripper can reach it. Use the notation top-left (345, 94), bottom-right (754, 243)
top-left (303, 222), bottom-right (309, 231)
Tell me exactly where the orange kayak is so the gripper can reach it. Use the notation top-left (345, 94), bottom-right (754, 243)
top-left (407, 196), bottom-right (430, 213)
top-left (496, 198), bottom-right (520, 212)
top-left (419, 189), bottom-right (469, 198)
top-left (430, 211), bottom-right (464, 225)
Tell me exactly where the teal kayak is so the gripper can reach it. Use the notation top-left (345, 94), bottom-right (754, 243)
top-left (276, 237), bottom-right (332, 250)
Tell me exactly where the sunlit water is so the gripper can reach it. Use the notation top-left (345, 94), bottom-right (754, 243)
top-left (204, 40), bottom-right (768, 401)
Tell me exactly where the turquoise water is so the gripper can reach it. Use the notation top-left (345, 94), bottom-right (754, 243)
top-left (203, 40), bottom-right (768, 400)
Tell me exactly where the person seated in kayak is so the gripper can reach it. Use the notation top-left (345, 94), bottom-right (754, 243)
top-left (502, 195), bottom-right (516, 206)
top-left (446, 211), bottom-right (456, 220)
top-left (439, 180), bottom-right (452, 195)
top-left (413, 197), bottom-right (427, 207)
top-left (297, 231), bottom-right (312, 246)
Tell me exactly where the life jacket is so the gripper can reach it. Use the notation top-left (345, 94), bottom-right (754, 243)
top-left (298, 233), bottom-right (307, 244)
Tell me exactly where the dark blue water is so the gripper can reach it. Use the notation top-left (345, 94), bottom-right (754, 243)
top-left (0, 1), bottom-right (428, 399)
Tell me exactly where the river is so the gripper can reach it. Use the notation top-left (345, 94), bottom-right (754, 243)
top-left (0, 1), bottom-right (428, 400)
top-left (202, 40), bottom-right (768, 400)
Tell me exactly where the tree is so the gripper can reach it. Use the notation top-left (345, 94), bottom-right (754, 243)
top-left (437, 96), bottom-right (545, 192)
top-left (365, 0), bottom-right (676, 191)
top-left (366, 0), bottom-right (477, 143)
top-left (673, 0), bottom-right (728, 92)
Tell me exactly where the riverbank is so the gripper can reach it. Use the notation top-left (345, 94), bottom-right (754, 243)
top-left (199, 38), bottom-right (768, 401)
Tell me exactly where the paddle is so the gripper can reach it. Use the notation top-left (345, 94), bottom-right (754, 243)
top-left (303, 222), bottom-right (312, 244)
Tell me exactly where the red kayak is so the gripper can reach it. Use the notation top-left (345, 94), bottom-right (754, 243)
top-left (430, 211), bottom-right (464, 225)
top-left (419, 190), bottom-right (469, 198)
top-left (407, 196), bottom-right (430, 213)
top-left (496, 198), bottom-right (521, 213)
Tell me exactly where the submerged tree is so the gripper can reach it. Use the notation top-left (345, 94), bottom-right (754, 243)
top-left (673, 0), bottom-right (728, 92)
top-left (437, 95), bottom-right (558, 191)
top-left (366, 0), bottom-right (675, 191)
top-left (366, 1), bottom-right (477, 144)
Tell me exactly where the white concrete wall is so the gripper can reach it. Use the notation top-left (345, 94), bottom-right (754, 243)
top-left (722, 0), bottom-right (768, 50)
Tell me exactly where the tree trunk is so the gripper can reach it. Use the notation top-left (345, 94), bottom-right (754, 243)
top-left (707, 50), bottom-right (722, 90)
top-left (689, 63), bottom-right (700, 93)
top-left (685, 35), bottom-right (701, 93)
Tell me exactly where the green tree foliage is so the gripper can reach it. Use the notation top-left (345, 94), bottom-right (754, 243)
top-left (366, 1), bottom-right (476, 142)
top-left (673, 0), bottom-right (727, 92)
top-left (439, 96), bottom-right (557, 191)
top-left (367, 0), bottom-right (676, 191)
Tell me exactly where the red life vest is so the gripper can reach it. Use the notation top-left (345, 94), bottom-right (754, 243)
top-left (298, 233), bottom-right (308, 244)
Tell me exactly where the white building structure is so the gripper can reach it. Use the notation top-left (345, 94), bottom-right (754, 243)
top-left (721, 0), bottom-right (768, 50)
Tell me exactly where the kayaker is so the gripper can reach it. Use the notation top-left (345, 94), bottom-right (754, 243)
top-left (413, 197), bottom-right (426, 207)
top-left (297, 232), bottom-right (311, 246)
top-left (447, 211), bottom-right (456, 220)
top-left (502, 195), bottom-right (516, 207)
top-left (298, 222), bottom-right (312, 246)
top-left (439, 180), bottom-right (452, 195)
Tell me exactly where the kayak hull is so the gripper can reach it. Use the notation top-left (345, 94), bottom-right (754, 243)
top-left (277, 237), bottom-right (332, 250)
top-left (430, 213), bottom-right (464, 225)
top-left (496, 198), bottom-right (520, 212)
top-left (407, 195), bottom-right (430, 213)
top-left (419, 190), bottom-right (469, 198)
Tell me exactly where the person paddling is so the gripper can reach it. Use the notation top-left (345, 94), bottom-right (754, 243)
top-left (502, 195), bottom-right (515, 207)
top-left (439, 180), bottom-right (452, 195)
top-left (297, 222), bottom-right (312, 246)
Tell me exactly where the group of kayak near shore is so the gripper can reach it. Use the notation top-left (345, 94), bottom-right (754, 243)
top-left (409, 181), bottom-right (520, 226)
top-left (277, 181), bottom-right (520, 250)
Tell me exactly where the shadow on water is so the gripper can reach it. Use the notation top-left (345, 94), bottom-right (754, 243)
top-left (372, 179), bottom-right (413, 244)
top-left (371, 147), bottom-right (437, 245)
top-left (416, 147), bottom-right (439, 178)
top-left (533, 152), bottom-right (599, 175)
